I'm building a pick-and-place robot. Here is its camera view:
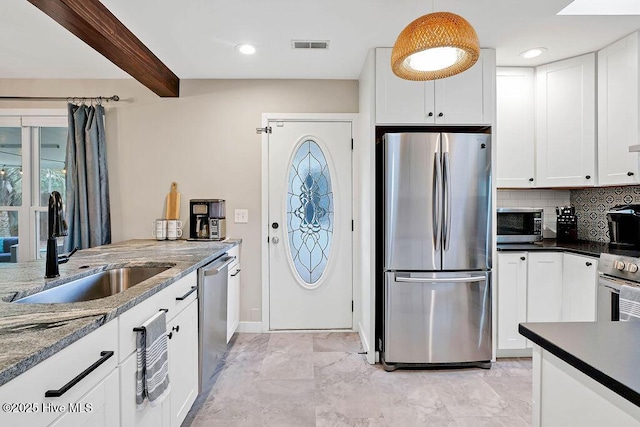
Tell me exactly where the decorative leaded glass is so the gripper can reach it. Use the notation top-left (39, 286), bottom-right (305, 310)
top-left (287, 139), bottom-right (334, 285)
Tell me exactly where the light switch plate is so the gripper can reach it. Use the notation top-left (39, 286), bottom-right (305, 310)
top-left (235, 209), bottom-right (248, 223)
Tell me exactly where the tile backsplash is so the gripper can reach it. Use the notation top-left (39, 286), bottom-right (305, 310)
top-left (570, 186), bottom-right (640, 242)
top-left (497, 189), bottom-right (571, 238)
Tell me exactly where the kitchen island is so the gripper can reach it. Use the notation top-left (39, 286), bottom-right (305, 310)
top-left (0, 239), bottom-right (239, 387)
top-left (519, 322), bottom-right (640, 426)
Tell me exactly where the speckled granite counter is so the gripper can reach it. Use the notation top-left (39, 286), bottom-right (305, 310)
top-left (0, 238), bottom-right (240, 387)
top-left (497, 239), bottom-right (640, 258)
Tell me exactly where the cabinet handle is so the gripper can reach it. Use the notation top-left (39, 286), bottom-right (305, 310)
top-left (167, 332), bottom-right (173, 340)
top-left (438, 112), bottom-right (444, 117)
top-left (45, 351), bottom-right (114, 397)
top-left (172, 325), bottom-right (180, 333)
top-left (520, 256), bottom-right (526, 261)
top-left (428, 112), bottom-right (433, 117)
top-left (176, 286), bottom-right (197, 301)
top-left (528, 178), bottom-right (534, 182)
top-left (586, 262), bottom-right (593, 266)
top-left (230, 269), bottom-right (241, 277)
top-left (586, 175), bottom-right (591, 180)
top-left (628, 172), bottom-right (635, 176)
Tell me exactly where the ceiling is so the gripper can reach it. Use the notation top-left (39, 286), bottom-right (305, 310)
top-left (2, 0), bottom-right (640, 80)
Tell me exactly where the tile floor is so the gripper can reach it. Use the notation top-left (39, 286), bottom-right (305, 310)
top-left (184, 332), bottom-right (533, 426)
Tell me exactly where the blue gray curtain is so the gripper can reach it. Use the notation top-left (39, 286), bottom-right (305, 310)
top-left (64, 103), bottom-right (111, 251)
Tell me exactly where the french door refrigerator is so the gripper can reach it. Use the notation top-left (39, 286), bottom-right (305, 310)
top-left (383, 132), bottom-right (492, 369)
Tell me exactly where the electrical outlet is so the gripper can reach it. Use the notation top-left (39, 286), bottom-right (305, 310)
top-left (235, 209), bottom-right (248, 223)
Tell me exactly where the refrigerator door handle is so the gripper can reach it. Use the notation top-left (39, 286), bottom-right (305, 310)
top-left (395, 275), bottom-right (486, 283)
top-left (443, 152), bottom-right (451, 251)
top-left (433, 152), bottom-right (442, 251)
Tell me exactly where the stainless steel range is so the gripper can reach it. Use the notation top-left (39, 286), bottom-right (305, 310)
top-left (598, 253), bottom-right (640, 321)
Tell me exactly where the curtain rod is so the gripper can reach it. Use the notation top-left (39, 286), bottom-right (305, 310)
top-left (0, 95), bottom-right (119, 103)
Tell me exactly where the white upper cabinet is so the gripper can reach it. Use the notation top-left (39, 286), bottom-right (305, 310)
top-left (375, 48), bottom-right (495, 125)
top-left (536, 53), bottom-right (596, 187)
top-left (598, 32), bottom-right (640, 185)
top-left (496, 68), bottom-right (536, 187)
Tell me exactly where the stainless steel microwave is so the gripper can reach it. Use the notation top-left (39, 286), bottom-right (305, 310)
top-left (497, 208), bottom-right (543, 243)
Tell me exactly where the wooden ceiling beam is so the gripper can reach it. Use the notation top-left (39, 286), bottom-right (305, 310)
top-left (27, 0), bottom-right (180, 97)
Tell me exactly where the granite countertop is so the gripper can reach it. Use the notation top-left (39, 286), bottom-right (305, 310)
top-left (0, 238), bottom-right (240, 387)
top-left (519, 322), bottom-right (640, 407)
top-left (497, 239), bottom-right (640, 258)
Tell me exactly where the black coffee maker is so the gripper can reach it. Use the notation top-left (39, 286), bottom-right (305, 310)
top-left (556, 205), bottom-right (578, 242)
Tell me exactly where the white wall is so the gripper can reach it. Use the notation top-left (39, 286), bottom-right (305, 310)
top-left (0, 78), bottom-right (359, 323)
top-left (356, 49), bottom-right (376, 363)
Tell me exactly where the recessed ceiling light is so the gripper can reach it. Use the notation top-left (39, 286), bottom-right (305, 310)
top-left (519, 47), bottom-right (547, 59)
top-left (236, 44), bottom-right (257, 55)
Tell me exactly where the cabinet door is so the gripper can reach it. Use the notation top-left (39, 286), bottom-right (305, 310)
top-left (169, 300), bottom-right (199, 427)
top-left (496, 68), bottom-right (536, 187)
top-left (227, 261), bottom-right (241, 343)
top-left (536, 53), bottom-right (596, 187)
top-left (50, 369), bottom-right (119, 427)
top-left (562, 254), bottom-right (598, 322)
top-left (527, 252), bottom-right (563, 323)
top-left (435, 49), bottom-right (494, 125)
top-left (497, 253), bottom-right (528, 350)
top-left (375, 48), bottom-right (432, 124)
top-left (598, 32), bottom-right (640, 185)
top-left (120, 353), bottom-right (171, 427)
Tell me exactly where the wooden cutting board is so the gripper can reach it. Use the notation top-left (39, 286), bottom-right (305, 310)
top-left (166, 182), bottom-right (181, 220)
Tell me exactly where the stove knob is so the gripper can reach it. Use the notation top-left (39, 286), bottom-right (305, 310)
top-left (628, 263), bottom-right (639, 273)
top-left (614, 260), bottom-right (626, 271)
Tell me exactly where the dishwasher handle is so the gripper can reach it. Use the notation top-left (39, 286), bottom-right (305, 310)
top-left (203, 256), bottom-right (236, 276)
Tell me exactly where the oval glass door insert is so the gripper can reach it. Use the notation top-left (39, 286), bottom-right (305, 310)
top-left (287, 139), bottom-right (334, 285)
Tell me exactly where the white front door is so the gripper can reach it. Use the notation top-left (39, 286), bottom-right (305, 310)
top-left (268, 120), bottom-right (352, 330)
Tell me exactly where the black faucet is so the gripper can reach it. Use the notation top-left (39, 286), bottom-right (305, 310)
top-left (45, 191), bottom-right (68, 278)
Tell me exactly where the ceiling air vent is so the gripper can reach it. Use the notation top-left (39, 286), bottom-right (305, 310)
top-left (291, 40), bottom-right (330, 50)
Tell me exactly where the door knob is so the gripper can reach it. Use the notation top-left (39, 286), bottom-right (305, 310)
top-left (628, 172), bottom-right (635, 176)
top-left (272, 222), bottom-right (279, 229)
top-left (529, 178), bottom-right (534, 182)
top-left (520, 256), bottom-right (526, 261)
top-left (272, 236), bottom-right (280, 244)
top-left (428, 112), bottom-right (433, 117)
top-left (438, 112), bottom-right (444, 117)
top-left (586, 175), bottom-right (591, 180)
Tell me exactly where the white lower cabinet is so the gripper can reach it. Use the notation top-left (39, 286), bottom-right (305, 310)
top-left (497, 251), bottom-right (599, 353)
top-left (168, 300), bottom-right (198, 427)
top-left (50, 369), bottom-right (119, 427)
top-left (527, 252), bottom-right (564, 323)
top-left (227, 244), bottom-right (242, 343)
top-left (562, 254), bottom-right (598, 322)
top-left (0, 320), bottom-right (118, 427)
top-left (120, 352), bottom-right (171, 427)
top-left (120, 272), bottom-right (199, 427)
top-left (497, 252), bottom-right (528, 350)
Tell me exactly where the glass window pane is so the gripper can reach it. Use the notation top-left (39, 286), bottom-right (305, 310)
top-left (0, 210), bottom-right (19, 263)
top-left (35, 211), bottom-right (64, 260)
top-left (39, 127), bottom-right (67, 207)
top-left (286, 139), bottom-right (334, 285)
top-left (0, 127), bottom-right (23, 207)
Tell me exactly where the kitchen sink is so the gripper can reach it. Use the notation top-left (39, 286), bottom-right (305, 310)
top-left (13, 266), bottom-right (171, 304)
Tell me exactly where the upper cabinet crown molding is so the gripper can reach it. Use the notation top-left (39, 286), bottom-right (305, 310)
top-left (375, 47), bottom-right (495, 126)
top-left (598, 31), bottom-right (640, 185)
top-left (535, 53), bottom-right (596, 187)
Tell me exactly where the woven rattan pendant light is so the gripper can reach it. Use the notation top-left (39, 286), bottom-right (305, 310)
top-left (391, 11), bottom-right (480, 80)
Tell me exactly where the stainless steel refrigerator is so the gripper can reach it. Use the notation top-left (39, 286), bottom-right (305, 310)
top-left (383, 132), bottom-right (492, 368)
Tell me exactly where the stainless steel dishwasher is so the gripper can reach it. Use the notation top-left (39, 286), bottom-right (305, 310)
top-left (198, 253), bottom-right (236, 392)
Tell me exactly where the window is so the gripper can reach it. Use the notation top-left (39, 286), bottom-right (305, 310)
top-left (0, 111), bottom-right (67, 263)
